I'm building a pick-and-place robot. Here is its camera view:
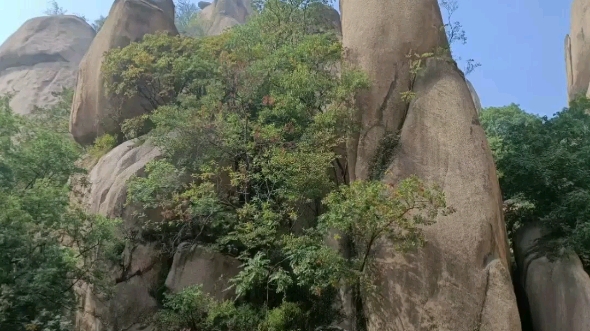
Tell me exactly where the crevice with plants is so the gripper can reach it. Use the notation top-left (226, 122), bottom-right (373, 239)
top-left (95, 1), bottom-right (454, 330)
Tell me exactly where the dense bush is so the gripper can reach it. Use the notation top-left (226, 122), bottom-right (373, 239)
top-left (0, 93), bottom-right (120, 331)
top-left (480, 98), bottom-right (590, 264)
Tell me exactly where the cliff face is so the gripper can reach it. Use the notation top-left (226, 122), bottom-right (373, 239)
top-left (7, 1), bottom-right (586, 330)
top-left (566, 0), bottom-right (590, 101)
top-left (0, 15), bottom-right (94, 115)
top-left (197, 0), bottom-right (252, 36)
top-left (341, 0), bottom-right (520, 330)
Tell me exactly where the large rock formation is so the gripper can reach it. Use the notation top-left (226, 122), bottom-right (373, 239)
top-left (75, 139), bottom-right (240, 331)
top-left (74, 139), bottom-right (164, 331)
top-left (341, 0), bottom-right (520, 330)
top-left (165, 243), bottom-right (240, 299)
top-left (69, 0), bottom-right (178, 146)
top-left (514, 226), bottom-right (590, 331)
top-left (0, 15), bottom-right (94, 115)
top-left (566, 0), bottom-right (590, 101)
top-left (198, 0), bottom-right (252, 36)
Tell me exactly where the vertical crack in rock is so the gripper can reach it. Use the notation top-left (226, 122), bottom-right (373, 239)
top-left (376, 69), bottom-right (400, 125)
top-left (477, 266), bottom-right (492, 330)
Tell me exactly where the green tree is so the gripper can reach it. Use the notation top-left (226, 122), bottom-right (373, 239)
top-left (91, 15), bottom-right (107, 32)
top-left (438, 0), bottom-right (481, 75)
top-left (0, 95), bottom-right (120, 331)
top-left (44, 0), bottom-right (66, 15)
top-left (480, 98), bottom-right (590, 263)
top-left (29, 88), bottom-right (73, 134)
top-left (174, 0), bottom-right (202, 35)
top-left (103, 0), bottom-right (450, 329)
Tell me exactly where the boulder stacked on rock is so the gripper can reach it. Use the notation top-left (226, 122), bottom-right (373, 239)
top-left (69, 0), bottom-right (178, 146)
top-left (0, 15), bottom-right (94, 115)
top-left (514, 226), bottom-right (590, 331)
top-left (341, 0), bottom-right (521, 330)
top-left (198, 0), bottom-right (252, 36)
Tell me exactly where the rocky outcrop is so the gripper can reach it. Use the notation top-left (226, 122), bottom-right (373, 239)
top-left (566, 0), bottom-right (590, 101)
top-left (165, 243), bottom-right (240, 300)
top-left (514, 225), bottom-right (590, 331)
top-left (197, 1), bottom-right (340, 37)
top-left (308, 2), bottom-right (342, 35)
top-left (198, 0), bottom-right (252, 36)
top-left (342, 0), bottom-right (520, 330)
top-left (69, 0), bottom-right (178, 146)
top-left (0, 15), bottom-right (94, 115)
top-left (342, 0), bottom-right (448, 181)
top-left (84, 138), bottom-right (161, 221)
top-left (75, 139), bottom-right (163, 331)
top-left (75, 138), bottom-right (241, 330)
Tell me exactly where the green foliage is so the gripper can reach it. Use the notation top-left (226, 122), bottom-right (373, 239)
top-left (438, 0), bottom-right (481, 75)
top-left (161, 286), bottom-right (259, 331)
top-left (102, 32), bottom-right (215, 111)
top-left (87, 134), bottom-right (117, 159)
top-left (91, 15), bottom-right (107, 32)
top-left (173, 0), bottom-right (215, 38)
top-left (480, 98), bottom-right (590, 262)
top-left (321, 177), bottom-right (452, 284)
top-left (106, 0), bottom-right (449, 329)
top-left (44, 0), bottom-right (66, 15)
top-left (368, 132), bottom-right (400, 180)
top-left (29, 88), bottom-right (74, 134)
top-left (0, 96), bottom-right (121, 331)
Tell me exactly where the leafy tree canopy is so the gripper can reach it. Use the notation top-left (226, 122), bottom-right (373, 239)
top-left (102, 0), bottom-right (451, 329)
top-left (0, 93), bottom-right (120, 331)
top-left (480, 98), bottom-right (590, 263)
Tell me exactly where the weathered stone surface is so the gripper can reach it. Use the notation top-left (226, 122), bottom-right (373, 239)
top-left (86, 138), bottom-right (161, 221)
top-left (75, 139), bottom-right (163, 331)
top-left (566, 0), bottom-right (590, 101)
top-left (466, 78), bottom-right (482, 112)
top-left (342, 1), bottom-right (520, 329)
top-left (514, 225), bottom-right (590, 331)
top-left (368, 57), bottom-right (521, 331)
top-left (165, 243), bottom-right (241, 301)
top-left (0, 15), bottom-right (94, 115)
top-left (198, 0), bottom-right (252, 36)
top-left (69, 0), bottom-right (178, 145)
top-left (341, 0), bottom-right (449, 181)
top-left (76, 243), bottom-right (163, 331)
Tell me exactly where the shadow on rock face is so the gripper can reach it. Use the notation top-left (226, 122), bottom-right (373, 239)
top-left (0, 15), bottom-right (95, 115)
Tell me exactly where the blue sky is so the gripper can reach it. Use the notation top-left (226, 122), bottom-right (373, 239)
top-left (0, 0), bottom-right (571, 117)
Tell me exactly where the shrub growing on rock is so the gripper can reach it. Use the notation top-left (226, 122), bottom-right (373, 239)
top-left (103, 0), bottom-right (451, 329)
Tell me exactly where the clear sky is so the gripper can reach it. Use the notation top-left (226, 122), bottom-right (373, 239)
top-left (0, 0), bottom-right (572, 117)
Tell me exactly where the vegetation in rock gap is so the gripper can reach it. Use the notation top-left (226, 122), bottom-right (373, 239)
top-left (481, 98), bottom-right (590, 265)
top-left (402, 0), bottom-right (480, 103)
top-left (100, 0), bottom-right (451, 329)
top-left (0, 95), bottom-right (120, 331)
